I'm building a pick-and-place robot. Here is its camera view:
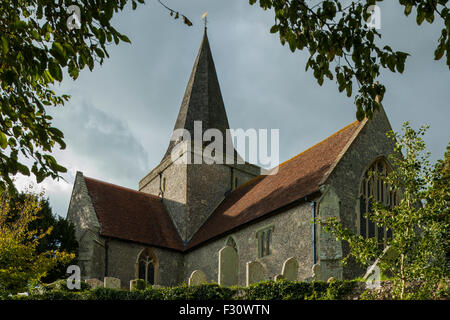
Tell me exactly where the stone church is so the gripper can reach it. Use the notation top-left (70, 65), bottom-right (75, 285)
top-left (67, 30), bottom-right (397, 288)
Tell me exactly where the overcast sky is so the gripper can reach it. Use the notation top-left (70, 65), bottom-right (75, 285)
top-left (16, 0), bottom-right (450, 217)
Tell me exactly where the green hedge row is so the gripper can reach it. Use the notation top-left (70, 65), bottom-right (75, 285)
top-left (7, 279), bottom-right (358, 300)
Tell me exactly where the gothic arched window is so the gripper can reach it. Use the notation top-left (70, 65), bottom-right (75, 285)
top-left (137, 249), bottom-right (157, 285)
top-left (359, 158), bottom-right (398, 245)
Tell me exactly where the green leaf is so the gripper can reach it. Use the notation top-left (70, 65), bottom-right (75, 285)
top-left (404, 5), bottom-right (413, 16)
top-left (51, 42), bottom-right (67, 64)
top-left (356, 106), bottom-right (365, 121)
top-left (95, 48), bottom-right (105, 58)
top-left (434, 43), bottom-right (445, 61)
top-left (0, 131), bottom-right (8, 149)
top-left (1, 36), bottom-right (9, 54)
top-left (118, 34), bottom-right (131, 43)
top-left (13, 20), bottom-right (27, 31)
top-left (182, 15), bottom-right (193, 26)
top-left (48, 60), bottom-right (63, 82)
top-left (397, 60), bottom-right (405, 73)
top-left (346, 83), bottom-right (352, 97)
top-left (68, 60), bottom-right (79, 80)
top-left (17, 163), bottom-right (30, 176)
top-left (387, 56), bottom-right (396, 72)
top-left (416, 10), bottom-right (426, 25)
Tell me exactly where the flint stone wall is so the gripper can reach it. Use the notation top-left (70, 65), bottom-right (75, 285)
top-left (184, 200), bottom-right (315, 286)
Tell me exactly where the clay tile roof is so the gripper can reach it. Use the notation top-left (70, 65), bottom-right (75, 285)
top-left (186, 120), bottom-right (365, 250)
top-left (84, 177), bottom-right (184, 251)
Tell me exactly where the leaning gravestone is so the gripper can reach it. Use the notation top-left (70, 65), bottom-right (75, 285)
top-left (218, 245), bottom-right (239, 286)
top-left (85, 278), bottom-right (103, 289)
top-left (104, 277), bottom-right (121, 289)
top-left (188, 270), bottom-right (207, 286)
top-left (246, 261), bottom-right (266, 286)
top-left (281, 257), bottom-right (299, 281)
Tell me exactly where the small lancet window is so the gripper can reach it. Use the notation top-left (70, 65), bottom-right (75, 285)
top-left (257, 226), bottom-right (274, 258)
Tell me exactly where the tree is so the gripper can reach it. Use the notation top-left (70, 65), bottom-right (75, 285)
top-left (7, 193), bottom-right (78, 283)
top-left (0, 189), bottom-right (75, 296)
top-left (0, 0), bottom-right (194, 194)
top-left (319, 123), bottom-right (449, 299)
top-left (0, 0), bottom-right (146, 193)
top-left (250, 0), bottom-right (450, 120)
top-left (429, 143), bottom-right (450, 266)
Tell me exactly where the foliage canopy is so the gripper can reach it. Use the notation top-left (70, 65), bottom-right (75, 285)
top-left (0, 0), bottom-right (149, 192)
top-left (250, 0), bottom-right (450, 120)
top-left (0, 189), bottom-right (75, 295)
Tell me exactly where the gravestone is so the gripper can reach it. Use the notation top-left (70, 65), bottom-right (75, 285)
top-left (188, 270), bottom-right (207, 286)
top-left (312, 263), bottom-right (322, 281)
top-left (218, 246), bottom-right (238, 286)
top-left (85, 278), bottom-right (103, 289)
top-left (274, 274), bottom-right (284, 281)
top-left (281, 257), bottom-right (299, 281)
top-left (130, 279), bottom-right (147, 291)
top-left (246, 261), bottom-right (266, 286)
top-left (104, 277), bottom-right (121, 289)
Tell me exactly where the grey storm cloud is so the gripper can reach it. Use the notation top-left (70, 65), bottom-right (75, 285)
top-left (50, 100), bottom-right (149, 187)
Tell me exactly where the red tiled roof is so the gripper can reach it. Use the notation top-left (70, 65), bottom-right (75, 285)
top-left (84, 177), bottom-right (184, 251)
top-left (186, 120), bottom-right (365, 249)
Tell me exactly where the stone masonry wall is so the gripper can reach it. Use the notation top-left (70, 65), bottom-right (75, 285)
top-left (139, 158), bottom-right (188, 241)
top-left (66, 172), bottom-right (105, 280)
top-left (184, 200), bottom-right (316, 286)
top-left (186, 163), bottom-right (232, 242)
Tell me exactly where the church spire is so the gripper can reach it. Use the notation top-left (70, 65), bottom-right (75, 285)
top-left (164, 29), bottom-right (231, 159)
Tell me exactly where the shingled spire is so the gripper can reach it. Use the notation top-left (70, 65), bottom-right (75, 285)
top-left (164, 29), bottom-right (231, 159)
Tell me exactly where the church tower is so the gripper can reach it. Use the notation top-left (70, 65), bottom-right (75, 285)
top-left (139, 30), bottom-right (260, 242)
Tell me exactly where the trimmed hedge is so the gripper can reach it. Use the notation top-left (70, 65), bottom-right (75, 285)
top-left (243, 279), bottom-right (356, 300)
top-left (7, 280), bottom-right (359, 300)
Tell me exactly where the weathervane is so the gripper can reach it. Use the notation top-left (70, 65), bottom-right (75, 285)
top-left (202, 11), bottom-right (208, 29)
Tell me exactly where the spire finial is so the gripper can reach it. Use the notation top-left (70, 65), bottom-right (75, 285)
top-left (201, 11), bottom-right (208, 30)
